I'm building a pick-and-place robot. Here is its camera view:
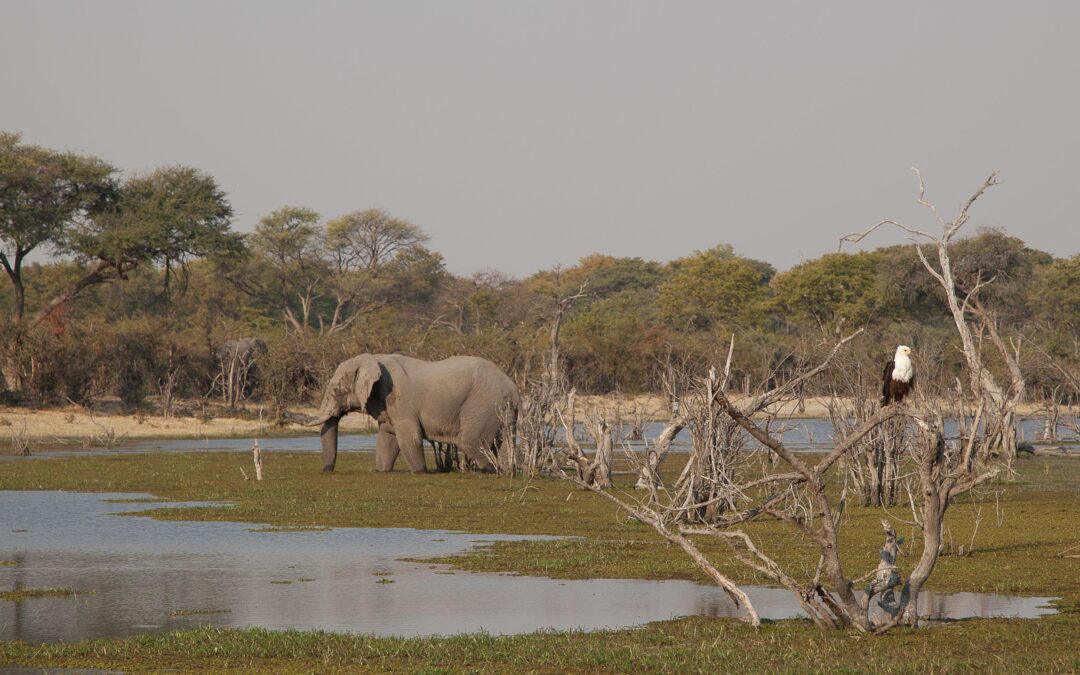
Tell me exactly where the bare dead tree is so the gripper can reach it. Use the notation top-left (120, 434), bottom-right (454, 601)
top-left (155, 343), bottom-right (182, 419)
top-left (155, 367), bottom-right (180, 419)
top-left (584, 410), bottom-right (614, 489)
top-left (633, 358), bottom-right (688, 489)
top-left (669, 364), bottom-right (743, 523)
top-left (512, 382), bottom-right (559, 477)
top-left (252, 440), bottom-right (264, 481)
top-left (826, 358), bottom-right (908, 507)
top-left (495, 277), bottom-right (591, 479)
top-left (1026, 342), bottom-right (1080, 445)
top-left (557, 390), bottom-right (613, 489)
top-left (546, 279), bottom-right (590, 387)
top-left (553, 333), bottom-right (1000, 633)
top-left (2, 415), bottom-right (30, 456)
top-left (635, 397), bottom-right (684, 490)
top-left (626, 401), bottom-right (651, 442)
top-left (841, 169), bottom-right (1025, 459)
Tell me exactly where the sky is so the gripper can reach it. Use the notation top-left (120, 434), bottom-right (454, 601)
top-left (2, 1), bottom-right (1077, 277)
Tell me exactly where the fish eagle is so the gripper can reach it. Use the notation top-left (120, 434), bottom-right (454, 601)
top-left (881, 345), bottom-right (915, 406)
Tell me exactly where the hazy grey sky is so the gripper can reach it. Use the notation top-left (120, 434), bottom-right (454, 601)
top-left (2, 1), bottom-right (1077, 276)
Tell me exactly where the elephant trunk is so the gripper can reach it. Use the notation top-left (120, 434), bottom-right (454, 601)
top-left (320, 416), bottom-right (341, 472)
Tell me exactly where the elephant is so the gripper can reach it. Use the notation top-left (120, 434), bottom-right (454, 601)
top-left (216, 337), bottom-right (268, 407)
top-left (308, 353), bottom-right (519, 473)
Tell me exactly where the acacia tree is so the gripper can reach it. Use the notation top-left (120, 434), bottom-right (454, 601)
top-left (324, 208), bottom-right (428, 271)
top-left (1, 140), bottom-right (239, 391)
top-left (231, 206), bottom-right (438, 334)
top-left (231, 206), bottom-right (328, 332)
top-left (57, 166), bottom-right (240, 319)
top-left (0, 131), bottom-right (117, 323)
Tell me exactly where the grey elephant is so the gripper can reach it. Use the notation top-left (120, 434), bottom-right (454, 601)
top-left (309, 354), bottom-right (519, 473)
top-left (217, 337), bottom-right (268, 407)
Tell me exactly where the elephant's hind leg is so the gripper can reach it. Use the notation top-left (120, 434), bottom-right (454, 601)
top-left (458, 422), bottom-right (499, 472)
top-left (375, 428), bottom-right (401, 472)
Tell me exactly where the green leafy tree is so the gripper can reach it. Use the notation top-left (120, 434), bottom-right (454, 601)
top-left (325, 208), bottom-right (429, 271)
top-left (0, 131), bottom-right (117, 322)
top-left (1028, 254), bottom-right (1080, 372)
top-left (48, 166), bottom-right (240, 327)
top-left (657, 246), bottom-right (773, 330)
top-left (563, 288), bottom-right (666, 391)
top-left (948, 228), bottom-right (1053, 325)
top-left (231, 206), bottom-right (328, 331)
top-left (769, 252), bottom-right (882, 332)
top-left (324, 210), bottom-right (438, 333)
top-left (872, 244), bottom-right (944, 323)
top-left (532, 254), bottom-right (666, 302)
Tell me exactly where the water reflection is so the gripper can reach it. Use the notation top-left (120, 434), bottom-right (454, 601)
top-left (0, 491), bottom-right (1057, 644)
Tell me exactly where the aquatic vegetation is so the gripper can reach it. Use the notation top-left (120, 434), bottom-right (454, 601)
top-left (170, 609), bottom-right (230, 617)
top-left (0, 587), bottom-right (84, 602)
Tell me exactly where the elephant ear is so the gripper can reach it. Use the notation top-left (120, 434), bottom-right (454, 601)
top-left (345, 355), bottom-right (383, 409)
top-left (313, 355), bottom-right (383, 424)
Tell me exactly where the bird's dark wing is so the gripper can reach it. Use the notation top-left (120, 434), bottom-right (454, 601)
top-left (881, 360), bottom-right (895, 405)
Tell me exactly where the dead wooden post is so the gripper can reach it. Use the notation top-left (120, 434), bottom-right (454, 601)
top-left (252, 440), bottom-right (264, 481)
top-left (591, 417), bottom-right (613, 489)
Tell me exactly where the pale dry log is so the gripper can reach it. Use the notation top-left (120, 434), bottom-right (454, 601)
top-left (635, 417), bottom-right (684, 489)
top-left (681, 526), bottom-right (841, 629)
top-left (557, 391), bottom-right (612, 488)
top-left (252, 440), bottom-right (263, 481)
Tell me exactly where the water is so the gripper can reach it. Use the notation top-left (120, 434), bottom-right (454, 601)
top-left (0, 491), bottom-right (1057, 644)
top-left (9, 415), bottom-right (1073, 462)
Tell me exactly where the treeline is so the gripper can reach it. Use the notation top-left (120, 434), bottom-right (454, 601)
top-left (2, 132), bottom-right (1078, 412)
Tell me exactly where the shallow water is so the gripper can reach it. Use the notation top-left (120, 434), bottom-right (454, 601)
top-left (12, 415), bottom-right (1074, 461)
top-left (0, 491), bottom-right (1057, 643)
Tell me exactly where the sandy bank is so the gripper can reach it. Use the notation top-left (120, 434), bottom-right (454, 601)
top-left (0, 403), bottom-right (375, 444)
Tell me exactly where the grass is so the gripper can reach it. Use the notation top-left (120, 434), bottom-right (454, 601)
top-left (0, 450), bottom-right (1078, 672)
top-left (1, 619), bottom-right (1077, 673)
top-left (0, 587), bottom-right (82, 602)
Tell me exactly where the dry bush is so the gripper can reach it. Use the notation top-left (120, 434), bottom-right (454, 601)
top-left (254, 334), bottom-right (321, 424)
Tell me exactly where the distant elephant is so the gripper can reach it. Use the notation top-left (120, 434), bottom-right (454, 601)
top-left (217, 337), bottom-right (268, 407)
top-left (309, 354), bottom-right (519, 473)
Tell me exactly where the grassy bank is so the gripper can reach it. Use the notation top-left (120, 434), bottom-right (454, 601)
top-left (3, 617), bottom-right (1078, 673)
top-left (1, 451), bottom-right (1078, 672)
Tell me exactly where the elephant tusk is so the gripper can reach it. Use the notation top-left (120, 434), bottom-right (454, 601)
top-left (274, 411), bottom-right (333, 427)
top-left (306, 415), bottom-right (333, 427)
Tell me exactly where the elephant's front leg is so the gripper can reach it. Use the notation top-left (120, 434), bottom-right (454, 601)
top-left (394, 423), bottom-right (427, 474)
top-left (374, 428), bottom-right (401, 472)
